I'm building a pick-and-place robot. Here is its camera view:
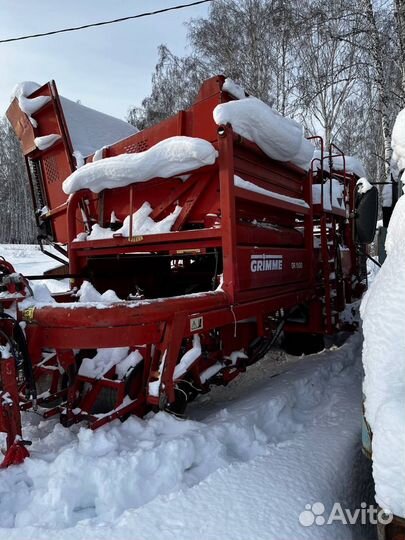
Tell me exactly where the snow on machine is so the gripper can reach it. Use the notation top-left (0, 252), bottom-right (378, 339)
top-left (0, 76), bottom-right (377, 466)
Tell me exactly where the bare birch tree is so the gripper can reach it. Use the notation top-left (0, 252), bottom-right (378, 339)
top-left (360, 0), bottom-right (393, 183)
top-left (0, 118), bottom-right (36, 244)
top-left (394, 0), bottom-right (405, 102)
top-left (295, 0), bottom-right (364, 147)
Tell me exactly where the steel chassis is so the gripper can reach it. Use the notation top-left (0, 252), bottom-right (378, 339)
top-left (0, 76), bottom-right (364, 466)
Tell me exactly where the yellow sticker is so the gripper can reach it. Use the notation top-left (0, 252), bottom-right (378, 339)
top-left (22, 307), bottom-right (36, 323)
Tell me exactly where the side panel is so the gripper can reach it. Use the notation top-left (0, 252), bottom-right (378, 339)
top-left (237, 247), bottom-right (309, 291)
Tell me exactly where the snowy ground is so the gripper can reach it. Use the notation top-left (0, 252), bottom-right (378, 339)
top-left (0, 244), bottom-right (69, 293)
top-left (0, 245), bottom-right (373, 539)
top-left (0, 244), bottom-right (64, 275)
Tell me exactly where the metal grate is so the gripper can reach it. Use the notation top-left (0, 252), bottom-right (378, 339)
top-left (124, 139), bottom-right (149, 154)
top-left (43, 155), bottom-right (60, 184)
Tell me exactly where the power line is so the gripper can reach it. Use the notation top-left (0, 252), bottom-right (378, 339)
top-left (0, 0), bottom-right (214, 44)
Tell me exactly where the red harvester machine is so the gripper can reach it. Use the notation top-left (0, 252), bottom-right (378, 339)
top-left (0, 76), bottom-right (377, 466)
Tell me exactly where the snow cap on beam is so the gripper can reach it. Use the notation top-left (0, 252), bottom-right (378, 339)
top-left (62, 136), bottom-right (218, 194)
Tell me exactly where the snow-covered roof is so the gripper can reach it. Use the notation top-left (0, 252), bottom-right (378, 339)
top-left (59, 96), bottom-right (138, 158)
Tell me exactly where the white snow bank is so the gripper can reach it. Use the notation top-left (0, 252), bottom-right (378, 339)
top-left (173, 334), bottom-right (201, 379)
top-left (62, 136), bottom-right (218, 194)
top-left (222, 78), bottom-right (246, 100)
top-left (59, 96), bottom-right (138, 158)
top-left (34, 134), bottom-right (61, 151)
top-left (214, 97), bottom-right (314, 170)
top-left (235, 175), bottom-right (309, 208)
top-left (18, 280), bottom-right (122, 311)
top-left (0, 334), bottom-right (362, 536)
top-left (77, 281), bottom-right (121, 303)
top-left (391, 108), bottom-right (405, 172)
top-left (11, 82), bottom-right (50, 128)
top-left (361, 193), bottom-right (405, 518)
top-left (87, 202), bottom-right (182, 240)
top-left (387, 108), bottom-right (405, 206)
top-left (79, 347), bottom-right (143, 379)
top-left (313, 150), bottom-right (366, 178)
top-left (356, 177), bottom-right (373, 194)
top-left (312, 179), bottom-right (345, 210)
top-left (0, 244), bottom-right (64, 274)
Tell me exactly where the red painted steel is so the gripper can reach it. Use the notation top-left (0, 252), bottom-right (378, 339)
top-left (0, 75), bottom-right (365, 466)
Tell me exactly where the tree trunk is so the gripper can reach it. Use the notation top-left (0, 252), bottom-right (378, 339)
top-left (394, 0), bottom-right (405, 103)
top-left (361, 0), bottom-right (392, 183)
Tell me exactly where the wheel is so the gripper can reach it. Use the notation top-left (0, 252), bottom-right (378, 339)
top-left (90, 360), bottom-right (145, 414)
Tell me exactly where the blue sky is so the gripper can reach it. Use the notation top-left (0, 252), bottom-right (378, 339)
top-left (0, 0), bottom-right (210, 120)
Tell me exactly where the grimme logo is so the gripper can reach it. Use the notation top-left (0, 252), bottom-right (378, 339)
top-left (298, 502), bottom-right (393, 527)
top-left (250, 254), bottom-right (283, 272)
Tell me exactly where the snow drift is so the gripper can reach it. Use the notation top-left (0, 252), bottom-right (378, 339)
top-left (222, 78), bottom-right (247, 100)
top-left (0, 246), bottom-right (366, 538)
top-left (391, 108), bottom-right (405, 172)
top-left (62, 136), bottom-right (218, 194)
top-left (361, 191), bottom-right (405, 518)
top-left (86, 201), bottom-right (182, 241)
top-left (213, 96), bottom-right (314, 170)
top-left (0, 334), bottom-right (362, 536)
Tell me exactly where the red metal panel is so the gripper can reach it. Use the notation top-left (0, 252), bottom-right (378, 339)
top-left (22, 291), bottom-right (229, 328)
top-left (0, 74), bottom-right (367, 461)
top-left (236, 247), bottom-right (309, 291)
top-left (236, 223), bottom-right (304, 247)
top-left (6, 99), bottom-right (36, 154)
top-left (218, 125), bottom-right (238, 302)
top-left (0, 356), bottom-right (22, 448)
top-left (6, 82), bottom-right (74, 244)
top-left (234, 187), bottom-right (310, 215)
top-left (233, 145), bottom-right (306, 198)
top-left (29, 324), bottom-right (162, 349)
